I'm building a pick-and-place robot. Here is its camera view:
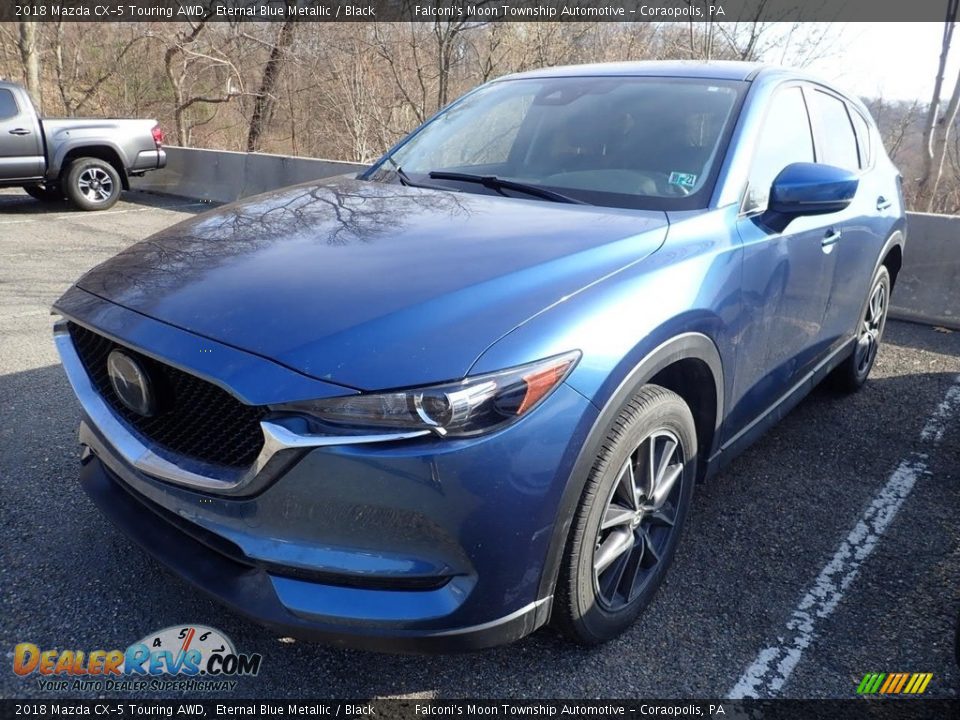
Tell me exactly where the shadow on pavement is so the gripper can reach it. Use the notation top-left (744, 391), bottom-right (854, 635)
top-left (882, 318), bottom-right (960, 357)
top-left (0, 188), bottom-right (216, 215)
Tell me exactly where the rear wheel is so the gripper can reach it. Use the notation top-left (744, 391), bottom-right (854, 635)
top-left (831, 265), bottom-right (890, 392)
top-left (554, 385), bottom-right (697, 645)
top-left (64, 157), bottom-right (122, 211)
top-left (23, 183), bottom-right (64, 202)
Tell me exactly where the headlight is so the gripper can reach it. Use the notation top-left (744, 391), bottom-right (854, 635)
top-left (276, 351), bottom-right (580, 438)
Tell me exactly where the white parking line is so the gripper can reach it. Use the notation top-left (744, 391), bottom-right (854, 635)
top-left (921, 377), bottom-right (960, 442)
top-left (728, 373), bottom-right (960, 699)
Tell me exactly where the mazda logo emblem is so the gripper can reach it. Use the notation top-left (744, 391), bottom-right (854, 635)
top-left (106, 350), bottom-right (155, 417)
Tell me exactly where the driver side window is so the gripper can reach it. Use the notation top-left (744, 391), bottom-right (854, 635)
top-left (0, 89), bottom-right (19, 120)
top-left (743, 86), bottom-right (815, 215)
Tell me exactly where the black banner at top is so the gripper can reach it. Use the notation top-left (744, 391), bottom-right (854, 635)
top-left (1, 0), bottom-right (956, 22)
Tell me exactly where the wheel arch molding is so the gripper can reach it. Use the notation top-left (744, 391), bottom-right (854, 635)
top-left (876, 228), bottom-right (905, 289)
top-left (536, 331), bottom-right (724, 607)
top-left (52, 143), bottom-right (130, 188)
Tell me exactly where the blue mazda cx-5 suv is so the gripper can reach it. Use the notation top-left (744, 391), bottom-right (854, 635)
top-left (54, 61), bottom-right (905, 651)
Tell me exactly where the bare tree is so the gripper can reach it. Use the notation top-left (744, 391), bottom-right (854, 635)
top-left (870, 96), bottom-right (920, 164)
top-left (162, 18), bottom-right (242, 145)
top-left (53, 23), bottom-right (152, 116)
top-left (17, 19), bottom-right (41, 109)
top-left (246, 19), bottom-right (296, 152)
top-left (916, 0), bottom-right (960, 211)
top-left (433, 18), bottom-right (486, 109)
top-left (372, 17), bottom-right (491, 125)
top-left (371, 23), bottom-right (434, 125)
top-left (465, 21), bottom-right (506, 83)
top-left (2, 17), bottom-right (938, 211)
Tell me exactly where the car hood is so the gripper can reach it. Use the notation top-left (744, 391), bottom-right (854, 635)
top-left (75, 178), bottom-right (668, 390)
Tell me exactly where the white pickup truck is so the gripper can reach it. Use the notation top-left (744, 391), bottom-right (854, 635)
top-left (0, 81), bottom-right (166, 210)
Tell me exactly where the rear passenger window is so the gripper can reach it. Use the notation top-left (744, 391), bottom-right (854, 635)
top-left (849, 109), bottom-right (872, 168)
top-left (810, 91), bottom-right (859, 171)
top-left (0, 90), bottom-right (18, 120)
top-left (743, 86), bottom-right (814, 214)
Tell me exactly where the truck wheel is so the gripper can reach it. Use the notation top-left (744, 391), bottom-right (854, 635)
top-left (23, 183), bottom-right (64, 203)
top-left (554, 385), bottom-right (697, 645)
top-left (64, 158), bottom-right (122, 211)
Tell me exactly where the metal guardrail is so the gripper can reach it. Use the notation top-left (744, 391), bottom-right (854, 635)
top-left (132, 147), bottom-right (959, 330)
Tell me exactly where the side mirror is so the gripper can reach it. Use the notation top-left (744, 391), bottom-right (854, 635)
top-left (762, 162), bottom-right (858, 232)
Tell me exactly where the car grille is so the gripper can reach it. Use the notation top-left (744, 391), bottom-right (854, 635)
top-left (68, 322), bottom-right (267, 469)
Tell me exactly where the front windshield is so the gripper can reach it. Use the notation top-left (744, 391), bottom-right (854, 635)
top-left (375, 76), bottom-right (745, 210)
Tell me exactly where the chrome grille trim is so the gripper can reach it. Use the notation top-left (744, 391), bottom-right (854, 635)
top-left (54, 319), bottom-right (431, 495)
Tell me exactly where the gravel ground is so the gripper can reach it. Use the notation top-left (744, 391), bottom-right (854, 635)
top-left (1, 187), bottom-right (957, 700)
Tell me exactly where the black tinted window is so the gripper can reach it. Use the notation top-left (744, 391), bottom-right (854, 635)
top-left (744, 86), bottom-right (814, 213)
top-left (811, 91), bottom-right (859, 171)
top-left (0, 89), bottom-right (18, 120)
top-left (849, 109), bottom-right (872, 168)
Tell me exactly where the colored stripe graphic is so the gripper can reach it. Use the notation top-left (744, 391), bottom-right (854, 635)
top-left (894, 674), bottom-right (909, 693)
top-left (856, 673), bottom-right (885, 694)
top-left (879, 674), bottom-right (897, 693)
top-left (857, 672), bottom-right (931, 694)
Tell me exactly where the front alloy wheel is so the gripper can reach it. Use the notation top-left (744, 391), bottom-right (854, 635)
top-left (593, 430), bottom-right (684, 611)
top-left (555, 385), bottom-right (696, 645)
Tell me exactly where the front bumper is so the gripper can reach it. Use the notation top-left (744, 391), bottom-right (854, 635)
top-left (54, 293), bottom-right (597, 651)
top-left (80, 453), bottom-right (550, 653)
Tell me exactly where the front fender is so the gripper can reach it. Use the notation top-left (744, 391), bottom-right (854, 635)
top-left (533, 330), bottom-right (724, 606)
top-left (469, 207), bottom-right (743, 608)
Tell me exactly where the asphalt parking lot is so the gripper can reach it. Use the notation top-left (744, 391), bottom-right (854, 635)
top-left (1, 187), bottom-right (958, 701)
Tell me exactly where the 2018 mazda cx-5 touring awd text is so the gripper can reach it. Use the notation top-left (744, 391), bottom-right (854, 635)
top-left (54, 62), bottom-right (905, 651)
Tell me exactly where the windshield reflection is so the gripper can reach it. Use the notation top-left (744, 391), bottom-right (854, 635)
top-left (374, 76), bottom-right (744, 210)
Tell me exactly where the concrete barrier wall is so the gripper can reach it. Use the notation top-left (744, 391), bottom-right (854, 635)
top-left (132, 146), bottom-right (959, 329)
top-left (890, 213), bottom-right (960, 330)
top-left (131, 146), bottom-right (366, 203)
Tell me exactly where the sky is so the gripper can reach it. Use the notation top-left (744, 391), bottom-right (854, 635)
top-left (789, 22), bottom-right (957, 102)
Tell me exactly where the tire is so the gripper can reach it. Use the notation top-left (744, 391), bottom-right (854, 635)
top-left (830, 265), bottom-right (891, 392)
top-left (23, 183), bottom-right (64, 202)
top-left (63, 157), bottom-right (122, 211)
top-left (554, 384), bottom-right (697, 645)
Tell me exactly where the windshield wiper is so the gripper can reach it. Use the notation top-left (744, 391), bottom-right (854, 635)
top-left (383, 155), bottom-right (415, 187)
top-left (428, 171), bottom-right (587, 205)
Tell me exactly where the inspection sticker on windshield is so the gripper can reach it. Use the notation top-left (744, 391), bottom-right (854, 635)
top-left (669, 171), bottom-right (697, 189)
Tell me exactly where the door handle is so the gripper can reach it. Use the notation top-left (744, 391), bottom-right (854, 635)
top-left (876, 196), bottom-right (892, 211)
top-left (822, 229), bottom-right (841, 248)
top-left (8, 128), bottom-right (30, 135)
